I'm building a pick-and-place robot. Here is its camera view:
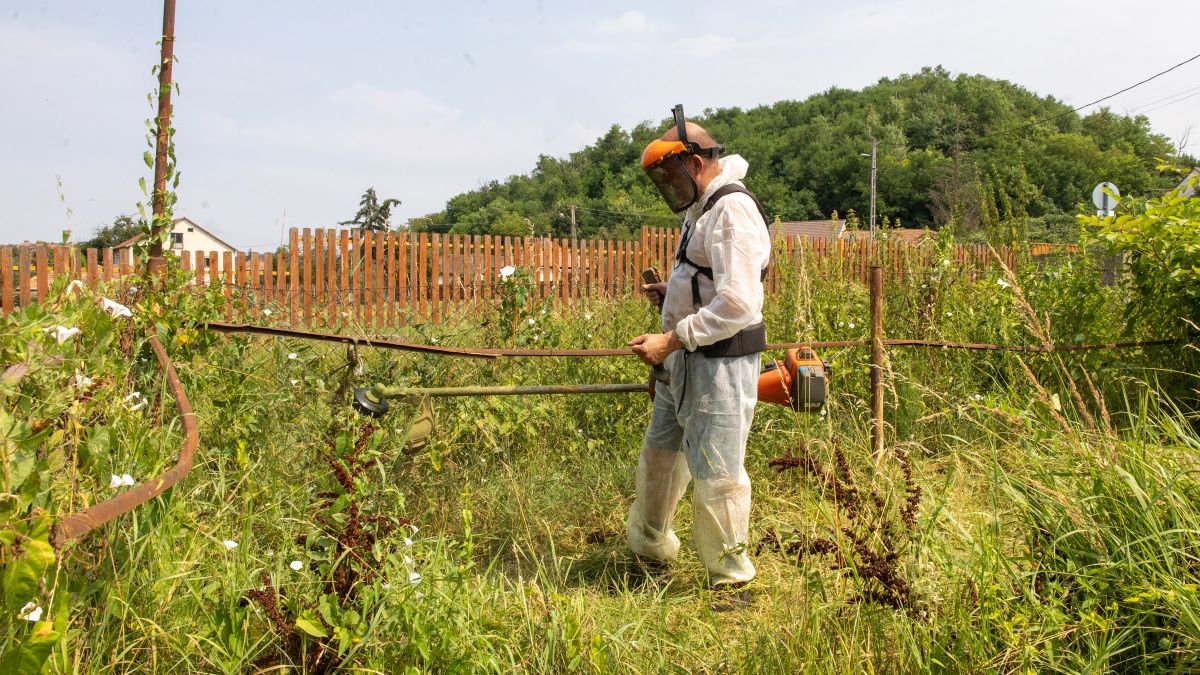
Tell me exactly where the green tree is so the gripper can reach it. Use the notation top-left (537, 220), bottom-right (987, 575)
top-left (340, 187), bottom-right (401, 231)
top-left (80, 214), bottom-right (140, 249)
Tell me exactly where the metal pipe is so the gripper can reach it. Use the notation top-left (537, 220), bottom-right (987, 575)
top-left (148, 0), bottom-right (177, 276)
top-left (372, 382), bottom-right (648, 399)
top-left (869, 265), bottom-right (884, 457)
top-left (52, 335), bottom-right (198, 548)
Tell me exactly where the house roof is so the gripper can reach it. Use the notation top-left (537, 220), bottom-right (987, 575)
top-left (1177, 167), bottom-right (1199, 198)
top-left (770, 220), bottom-right (846, 239)
top-left (113, 217), bottom-right (238, 252)
top-left (770, 219), bottom-right (932, 243)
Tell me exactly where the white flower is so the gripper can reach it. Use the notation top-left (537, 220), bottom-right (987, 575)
top-left (837, 321), bottom-right (844, 327)
top-left (972, 394), bottom-right (984, 401)
top-left (18, 602), bottom-right (42, 622)
top-left (943, 259), bottom-right (951, 266)
top-left (120, 473), bottom-right (135, 486)
top-left (585, 333), bottom-right (592, 340)
top-left (583, 312), bottom-right (592, 321)
top-left (527, 318), bottom-right (536, 326)
top-left (430, 338), bottom-right (438, 344)
top-left (499, 265), bottom-right (516, 279)
top-left (109, 473), bottom-right (135, 488)
top-left (128, 286), bottom-right (138, 293)
top-left (403, 537), bottom-right (413, 547)
top-left (65, 279), bottom-right (86, 293)
top-left (289, 560), bottom-right (303, 571)
top-left (997, 278), bottom-right (1011, 289)
top-left (287, 352), bottom-right (298, 360)
top-left (44, 325), bottom-right (80, 344)
top-left (101, 298), bottom-right (133, 318)
top-left (263, 309), bottom-right (273, 316)
top-left (819, 407), bottom-right (827, 416)
top-left (408, 524), bottom-right (419, 534)
top-left (74, 373), bottom-right (93, 388)
top-left (381, 582), bottom-right (391, 590)
top-left (341, 312), bottom-right (349, 318)
top-left (289, 379), bottom-right (299, 386)
top-left (109, 474), bottom-right (123, 488)
top-left (408, 572), bottom-right (423, 585)
top-left (848, 323), bottom-right (856, 330)
top-left (125, 392), bottom-right (147, 411)
top-left (403, 555), bottom-right (414, 566)
top-left (945, 311), bottom-right (953, 317)
top-left (222, 539), bottom-right (239, 550)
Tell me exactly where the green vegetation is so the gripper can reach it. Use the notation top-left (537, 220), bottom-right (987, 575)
top-left (77, 215), bottom-right (140, 250)
top-left (3, 182), bottom-right (1199, 670)
top-left (413, 67), bottom-right (1193, 244)
top-left (341, 188), bottom-right (403, 232)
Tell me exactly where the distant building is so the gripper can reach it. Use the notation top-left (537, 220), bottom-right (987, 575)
top-left (113, 217), bottom-right (238, 269)
top-left (769, 218), bottom-right (933, 244)
top-left (1176, 167), bottom-right (1199, 198)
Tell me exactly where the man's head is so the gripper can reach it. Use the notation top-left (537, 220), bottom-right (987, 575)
top-left (641, 111), bottom-right (725, 212)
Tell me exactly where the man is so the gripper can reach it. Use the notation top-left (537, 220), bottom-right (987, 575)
top-left (627, 107), bottom-right (771, 590)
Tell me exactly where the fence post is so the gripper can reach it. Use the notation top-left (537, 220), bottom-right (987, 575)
top-left (870, 264), bottom-right (884, 458)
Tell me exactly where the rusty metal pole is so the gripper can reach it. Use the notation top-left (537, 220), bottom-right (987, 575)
top-left (147, 0), bottom-right (177, 278)
top-left (869, 264), bottom-right (884, 457)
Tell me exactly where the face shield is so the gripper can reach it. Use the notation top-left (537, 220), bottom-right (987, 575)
top-left (641, 104), bottom-right (726, 213)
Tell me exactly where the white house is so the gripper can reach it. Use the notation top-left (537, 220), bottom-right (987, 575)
top-left (113, 217), bottom-right (238, 271)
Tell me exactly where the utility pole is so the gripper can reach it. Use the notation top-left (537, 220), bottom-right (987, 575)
top-left (148, 0), bottom-right (177, 277)
top-left (867, 139), bottom-right (878, 238)
top-left (859, 139), bottom-right (878, 238)
top-left (569, 204), bottom-right (577, 240)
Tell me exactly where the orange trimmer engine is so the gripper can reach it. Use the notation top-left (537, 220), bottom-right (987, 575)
top-left (757, 347), bottom-right (830, 412)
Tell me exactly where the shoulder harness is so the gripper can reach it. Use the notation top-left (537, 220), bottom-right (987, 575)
top-left (674, 184), bottom-right (771, 358)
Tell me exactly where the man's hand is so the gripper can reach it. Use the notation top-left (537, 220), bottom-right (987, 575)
top-left (628, 331), bottom-right (684, 366)
top-left (640, 282), bottom-right (667, 308)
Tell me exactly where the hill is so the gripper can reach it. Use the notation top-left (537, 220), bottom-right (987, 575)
top-left (411, 66), bottom-right (1188, 242)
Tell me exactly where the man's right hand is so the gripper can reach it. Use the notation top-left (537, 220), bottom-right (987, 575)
top-left (641, 282), bottom-right (667, 308)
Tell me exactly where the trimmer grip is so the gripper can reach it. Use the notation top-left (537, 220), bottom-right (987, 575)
top-left (641, 267), bottom-right (663, 309)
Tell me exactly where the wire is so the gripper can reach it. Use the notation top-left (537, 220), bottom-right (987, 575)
top-left (987, 51), bottom-right (1200, 140)
top-left (1128, 84), bottom-right (1200, 113)
top-left (1137, 89), bottom-right (1200, 116)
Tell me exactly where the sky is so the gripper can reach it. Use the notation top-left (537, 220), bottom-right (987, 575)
top-left (2, 0), bottom-right (1198, 249)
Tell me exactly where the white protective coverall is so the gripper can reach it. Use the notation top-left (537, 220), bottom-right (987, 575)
top-left (626, 154), bottom-right (771, 585)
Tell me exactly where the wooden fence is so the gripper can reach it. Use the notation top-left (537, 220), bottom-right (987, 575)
top-left (4, 226), bottom-right (1018, 327)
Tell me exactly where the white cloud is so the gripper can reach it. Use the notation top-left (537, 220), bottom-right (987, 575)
top-left (673, 34), bottom-right (741, 58)
top-left (597, 11), bottom-right (651, 34)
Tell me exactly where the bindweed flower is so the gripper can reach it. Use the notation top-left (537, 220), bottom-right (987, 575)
top-left (65, 279), bottom-right (86, 294)
top-left (19, 602), bottom-right (42, 622)
top-left (408, 572), bottom-right (423, 585)
top-left (403, 537), bottom-right (413, 547)
top-left (109, 473), bottom-right (135, 488)
top-left (945, 311), bottom-right (954, 317)
top-left (848, 322), bottom-right (856, 329)
top-left (409, 524), bottom-right (419, 534)
top-left (287, 352), bottom-right (298, 360)
top-left (290, 379), bottom-right (299, 386)
top-left (222, 539), bottom-right (239, 550)
top-left (527, 318), bottom-right (536, 326)
top-left (74, 373), bottom-right (93, 388)
top-left (997, 278), bottom-right (1011, 289)
top-left (942, 259), bottom-right (951, 266)
top-left (289, 560), bottom-right (303, 571)
top-left (44, 325), bottom-right (80, 344)
top-left (101, 298), bottom-right (132, 318)
top-left (263, 309), bottom-right (273, 316)
top-left (125, 392), bottom-right (146, 411)
top-left (499, 265), bottom-right (516, 279)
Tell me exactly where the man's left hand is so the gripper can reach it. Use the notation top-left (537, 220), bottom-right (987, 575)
top-left (628, 331), bottom-right (684, 366)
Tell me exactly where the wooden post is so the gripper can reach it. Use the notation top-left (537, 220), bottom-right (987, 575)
top-left (339, 230), bottom-right (350, 326)
top-left (326, 229), bottom-right (337, 327)
top-left (35, 247), bottom-right (50, 303)
top-left (374, 230), bottom-right (386, 328)
top-left (870, 264), bottom-right (884, 458)
top-left (0, 246), bottom-right (12, 315)
top-left (222, 251), bottom-right (234, 320)
top-left (263, 253), bottom-right (274, 316)
top-left (85, 248), bottom-right (98, 289)
top-left (288, 228), bottom-right (299, 326)
top-left (314, 229), bottom-right (325, 328)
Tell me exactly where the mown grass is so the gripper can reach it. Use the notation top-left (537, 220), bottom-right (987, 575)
top-left (7, 251), bottom-right (1200, 673)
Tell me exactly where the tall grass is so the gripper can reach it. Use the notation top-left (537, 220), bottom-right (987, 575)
top-left (5, 248), bottom-right (1199, 673)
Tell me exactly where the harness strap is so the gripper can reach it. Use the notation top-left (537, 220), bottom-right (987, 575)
top-left (675, 184), bottom-right (771, 308)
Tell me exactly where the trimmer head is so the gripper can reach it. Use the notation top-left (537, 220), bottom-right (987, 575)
top-left (354, 387), bottom-right (390, 416)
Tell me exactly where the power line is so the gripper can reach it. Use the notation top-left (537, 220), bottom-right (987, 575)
top-left (1138, 89), bottom-right (1200, 116)
top-left (1128, 84), bottom-right (1200, 113)
top-left (988, 51), bottom-right (1200, 139)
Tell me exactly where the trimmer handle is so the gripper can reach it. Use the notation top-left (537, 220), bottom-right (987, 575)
top-left (641, 267), bottom-right (664, 309)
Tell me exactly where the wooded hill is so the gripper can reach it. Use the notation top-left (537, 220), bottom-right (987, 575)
top-left (411, 67), bottom-right (1190, 243)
